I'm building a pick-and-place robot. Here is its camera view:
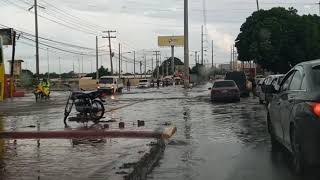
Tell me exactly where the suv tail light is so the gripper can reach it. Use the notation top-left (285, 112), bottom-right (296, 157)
top-left (308, 102), bottom-right (320, 117)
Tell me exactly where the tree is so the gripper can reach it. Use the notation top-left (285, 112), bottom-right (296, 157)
top-left (153, 57), bottom-right (184, 77)
top-left (85, 66), bottom-right (111, 79)
top-left (20, 69), bottom-right (34, 87)
top-left (236, 7), bottom-right (320, 73)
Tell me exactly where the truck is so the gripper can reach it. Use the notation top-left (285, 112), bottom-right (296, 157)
top-left (98, 76), bottom-right (124, 94)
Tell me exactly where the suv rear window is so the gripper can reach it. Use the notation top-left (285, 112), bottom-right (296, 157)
top-left (213, 81), bottom-right (236, 88)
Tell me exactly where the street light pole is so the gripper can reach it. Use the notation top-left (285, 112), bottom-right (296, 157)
top-left (211, 40), bottom-right (214, 68)
top-left (96, 36), bottom-right (99, 81)
top-left (118, 43), bottom-right (121, 79)
top-left (47, 48), bottom-right (49, 79)
top-left (34, 0), bottom-right (39, 75)
top-left (256, 0), bottom-right (260, 11)
top-left (133, 51), bottom-right (136, 77)
top-left (184, 0), bottom-right (190, 88)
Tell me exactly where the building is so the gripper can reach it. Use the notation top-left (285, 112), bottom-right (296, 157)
top-left (219, 64), bottom-right (231, 71)
top-left (7, 60), bottom-right (24, 77)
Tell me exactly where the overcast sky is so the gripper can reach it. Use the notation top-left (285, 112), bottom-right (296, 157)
top-left (0, 0), bottom-right (319, 74)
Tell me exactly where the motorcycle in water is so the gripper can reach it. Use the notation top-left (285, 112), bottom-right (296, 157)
top-left (63, 89), bottom-right (105, 127)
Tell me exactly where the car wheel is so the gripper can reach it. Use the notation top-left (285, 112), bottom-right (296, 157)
top-left (267, 114), bottom-right (281, 151)
top-left (291, 126), bottom-right (306, 175)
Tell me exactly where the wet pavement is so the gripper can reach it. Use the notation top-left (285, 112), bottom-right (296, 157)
top-left (0, 84), bottom-right (320, 179)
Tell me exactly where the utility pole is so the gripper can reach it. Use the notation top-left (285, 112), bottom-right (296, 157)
top-left (184, 0), bottom-right (190, 88)
top-left (29, 0), bottom-right (42, 76)
top-left (133, 51), bottom-right (136, 77)
top-left (47, 48), bottom-right (49, 79)
top-left (171, 45), bottom-right (174, 75)
top-left (78, 58), bottom-right (80, 77)
top-left (195, 51), bottom-right (198, 64)
top-left (91, 59), bottom-right (93, 73)
top-left (139, 61), bottom-right (142, 77)
top-left (153, 51), bottom-right (160, 79)
top-left (118, 43), bottom-right (121, 79)
top-left (166, 59), bottom-right (169, 76)
top-left (59, 57), bottom-right (61, 78)
top-left (120, 44), bottom-right (123, 75)
top-left (96, 36), bottom-right (99, 81)
top-left (230, 46), bottom-right (233, 71)
top-left (201, 25), bottom-right (204, 65)
top-left (256, 0), bottom-right (260, 11)
top-left (161, 55), bottom-right (164, 78)
top-left (144, 55), bottom-right (147, 78)
top-left (81, 56), bottom-right (84, 74)
top-left (211, 40), bottom-right (214, 68)
top-left (34, 0), bottom-right (39, 76)
top-left (73, 61), bottom-right (75, 73)
top-left (10, 31), bottom-right (16, 98)
top-left (102, 30), bottom-right (116, 75)
top-left (151, 57), bottom-right (154, 73)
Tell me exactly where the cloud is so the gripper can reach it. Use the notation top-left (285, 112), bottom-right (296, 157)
top-left (206, 25), bottom-right (234, 53)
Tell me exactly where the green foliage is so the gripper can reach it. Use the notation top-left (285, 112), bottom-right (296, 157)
top-left (236, 7), bottom-right (320, 73)
top-left (20, 69), bottom-right (34, 87)
top-left (85, 66), bottom-right (111, 79)
top-left (153, 57), bottom-right (184, 76)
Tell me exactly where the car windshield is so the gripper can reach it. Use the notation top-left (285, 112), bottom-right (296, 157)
top-left (99, 78), bottom-right (113, 84)
top-left (5, 1), bottom-right (320, 179)
top-left (213, 81), bottom-right (235, 88)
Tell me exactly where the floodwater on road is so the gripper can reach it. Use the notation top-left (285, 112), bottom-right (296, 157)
top-left (0, 84), bottom-right (320, 180)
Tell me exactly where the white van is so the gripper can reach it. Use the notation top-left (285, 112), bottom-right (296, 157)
top-left (137, 79), bottom-right (150, 88)
top-left (98, 76), bottom-right (124, 94)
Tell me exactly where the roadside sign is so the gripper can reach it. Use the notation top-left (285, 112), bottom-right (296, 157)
top-left (0, 28), bottom-right (13, 46)
top-left (158, 36), bottom-right (184, 47)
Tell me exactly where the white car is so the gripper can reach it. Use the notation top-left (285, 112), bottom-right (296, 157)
top-left (137, 79), bottom-right (150, 88)
top-left (98, 76), bottom-right (124, 94)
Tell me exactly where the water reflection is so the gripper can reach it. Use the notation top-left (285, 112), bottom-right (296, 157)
top-left (181, 102), bottom-right (195, 179)
top-left (70, 123), bottom-right (107, 146)
top-left (0, 114), bottom-right (5, 177)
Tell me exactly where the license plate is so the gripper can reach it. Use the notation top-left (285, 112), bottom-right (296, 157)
top-left (222, 90), bottom-right (228, 93)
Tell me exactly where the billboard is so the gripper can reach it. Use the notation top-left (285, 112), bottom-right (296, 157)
top-left (158, 36), bottom-right (184, 47)
top-left (0, 28), bottom-right (13, 46)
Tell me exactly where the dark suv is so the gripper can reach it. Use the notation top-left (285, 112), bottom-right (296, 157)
top-left (267, 59), bottom-right (320, 174)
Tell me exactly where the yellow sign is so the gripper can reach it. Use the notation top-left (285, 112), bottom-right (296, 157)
top-left (158, 36), bottom-right (184, 47)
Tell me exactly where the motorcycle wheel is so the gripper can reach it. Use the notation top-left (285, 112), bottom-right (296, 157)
top-left (90, 100), bottom-right (105, 123)
top-left (64, 96), bottom-right (74, 127)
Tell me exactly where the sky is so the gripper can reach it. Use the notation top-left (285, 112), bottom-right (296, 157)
top-left (0, 0), bottom-right (319, 74)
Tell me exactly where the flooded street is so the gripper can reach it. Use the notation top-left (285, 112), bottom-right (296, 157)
top-left (0, 84), bottom-right (319, 180)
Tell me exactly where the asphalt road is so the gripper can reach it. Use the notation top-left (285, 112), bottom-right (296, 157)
top-left (0, 84), bottom-right (319, 179)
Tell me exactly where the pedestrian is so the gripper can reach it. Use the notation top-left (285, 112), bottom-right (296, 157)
top-left (157, 79), bottom-right (160, 88)
top-left (127, 80), bottom-right (131, 91)
top-left (251, 77), bottom-right (257, 98)
top-left (172, 77), bottom-right (176, 87)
